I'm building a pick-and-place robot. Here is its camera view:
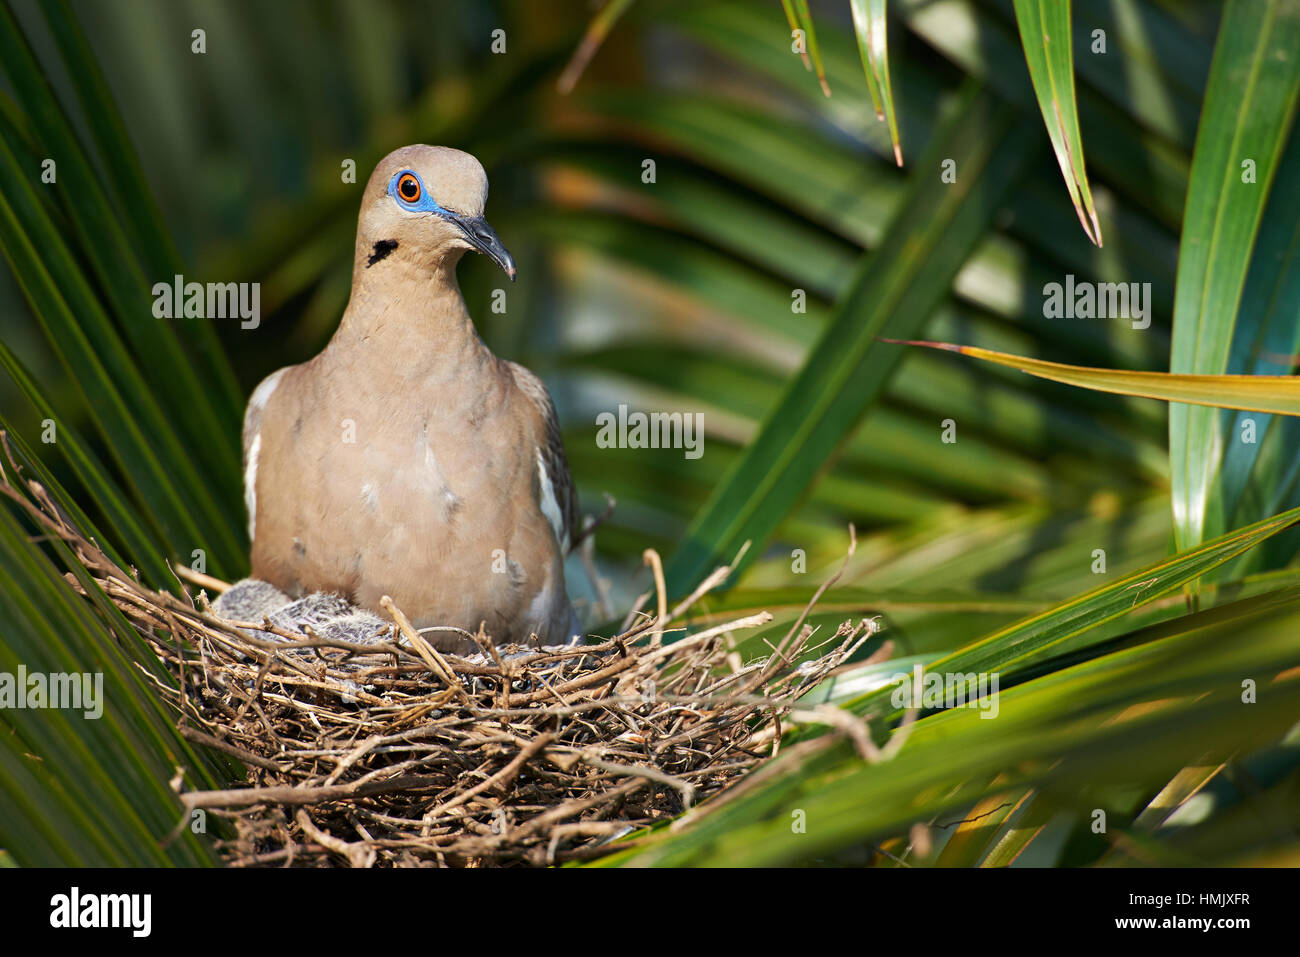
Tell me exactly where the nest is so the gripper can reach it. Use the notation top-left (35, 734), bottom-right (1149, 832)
top-left (2, 435), bottom-right (878, 867)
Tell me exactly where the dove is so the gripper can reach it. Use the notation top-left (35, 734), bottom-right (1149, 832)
top-left (239, 145), bottom-right (579, 653)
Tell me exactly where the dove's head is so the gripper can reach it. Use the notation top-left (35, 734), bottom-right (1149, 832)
top-left (355, 144), bottom-right (515, 280)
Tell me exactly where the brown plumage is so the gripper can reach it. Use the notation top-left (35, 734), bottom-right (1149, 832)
top-left (242, 145), bottom-right (579, 652)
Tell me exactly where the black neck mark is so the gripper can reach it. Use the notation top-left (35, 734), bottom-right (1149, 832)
top-left (367, 239), bottom-right (398, 267)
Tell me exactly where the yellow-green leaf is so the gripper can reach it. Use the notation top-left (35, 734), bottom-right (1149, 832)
top-left (885, 340), bottom-right (1300, 416)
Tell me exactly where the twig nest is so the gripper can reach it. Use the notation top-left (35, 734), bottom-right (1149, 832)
top-left (2, 444), bottom-right (874, 867)
top-left (158, 591), bottom-right (869, 866)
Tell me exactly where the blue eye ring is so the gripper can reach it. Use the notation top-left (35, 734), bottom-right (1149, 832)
top-left (387, 169), bottom-right (451, 215)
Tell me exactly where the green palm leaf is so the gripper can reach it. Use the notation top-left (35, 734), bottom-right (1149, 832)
top-left (1169, 0), bottom-right (1300, 551)
top-left (1012, 0), bottom-right (1102, 244)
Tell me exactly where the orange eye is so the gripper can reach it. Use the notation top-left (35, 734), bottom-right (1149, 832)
top-left (397, 172), bottom-right (421, 202)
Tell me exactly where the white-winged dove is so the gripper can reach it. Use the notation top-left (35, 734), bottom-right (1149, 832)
top-left (239, 145), bottom-right (579, 653)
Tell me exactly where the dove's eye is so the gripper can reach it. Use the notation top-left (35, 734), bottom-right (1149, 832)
top-left (397, 172), bottom-right (421, 202)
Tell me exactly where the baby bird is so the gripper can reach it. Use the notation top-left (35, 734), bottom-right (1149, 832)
top-left (241, 145), bottom-right (579, 653)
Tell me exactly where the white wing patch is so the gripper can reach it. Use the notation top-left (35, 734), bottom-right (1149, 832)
top-left (243, 369), bottom-right (288, 546)
top-left (242, 367), bottom-right (287, 544)
top-left (536, 449), bottom-right (568, 552)
top-left (248, 367), bottom-right (287, 417)
top-left (244, 432), bottom-right (262, 542)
